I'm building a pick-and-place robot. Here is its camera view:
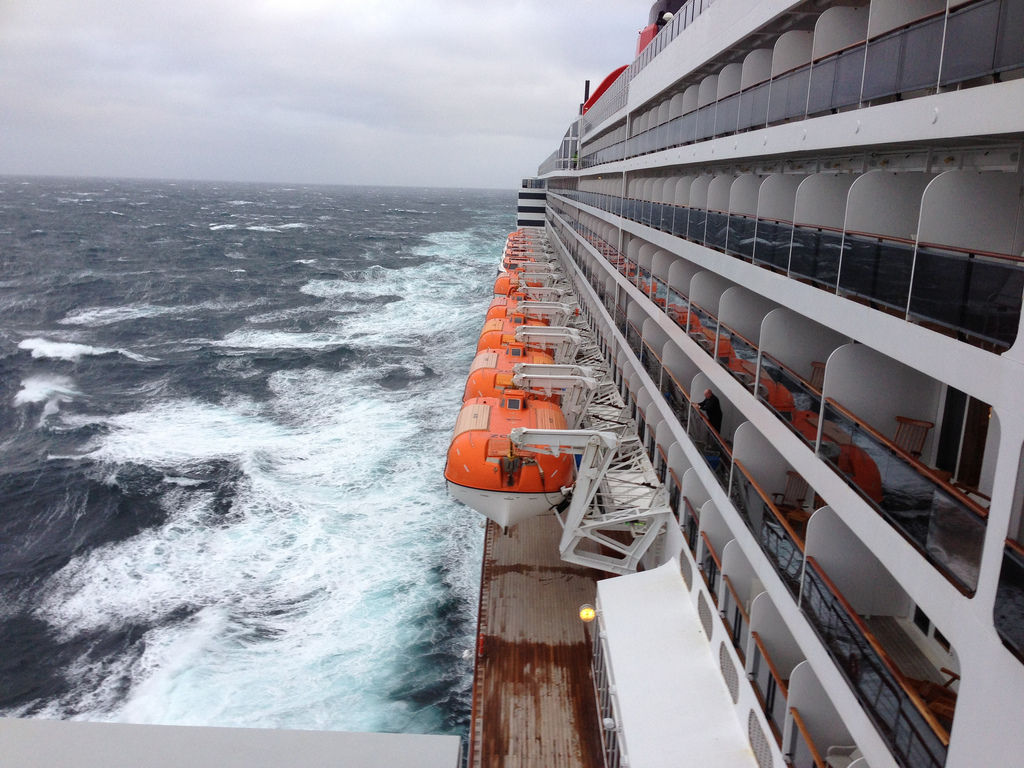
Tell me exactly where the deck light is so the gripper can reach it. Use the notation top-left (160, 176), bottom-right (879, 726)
top-left (578, 603), bottom-right (596, 622)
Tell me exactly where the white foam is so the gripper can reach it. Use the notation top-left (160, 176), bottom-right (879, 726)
top-left (209, 224), bottom-right (237, 231)
top-left (13, 375), bottom-right (79, 406)
top-left (18, 337), bottom-right (156, 362)
top-left (278, 223), bottom-right (309, 230)
top-left (245, 226), bottom-right (280, 233)
top-left (213, 329), bottom-right (346, 350)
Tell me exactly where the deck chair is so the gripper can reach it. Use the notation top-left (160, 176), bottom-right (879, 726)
top-left (894, 416), bottom-right (934, 458)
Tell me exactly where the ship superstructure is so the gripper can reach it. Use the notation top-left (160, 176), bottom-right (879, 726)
top-left (520, 0), bottom-right (1024, 767)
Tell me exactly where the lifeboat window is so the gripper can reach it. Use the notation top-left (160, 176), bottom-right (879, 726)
top-left (513, 316), bottom-right (524, 324)
top-left (510, 347), bottom-right (522, 357)
top-left (504, 398), bottom-right (522, 410)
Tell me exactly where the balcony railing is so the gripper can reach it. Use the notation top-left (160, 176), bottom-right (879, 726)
top-left (688, 402), bottom-right (732, 489)
top-left (730, 460), bottom-right (806, 598)
top-left (681, 495), bottom-right (700, 555)
top-left (750, 631), bottom-right (789, 744)
top-left (819, 398), bottom-right (986, 594)
top-left (787, 707), bottom-right (827, 768)
top-left (757, 351), bottom-right (819, 438)
top-left (699, 530), bottom-right (722, 600)
top-left (721, 574), bottom-right (749, 660)
top-left (801, 557), bottom-right (949, 768)
top-left (995, 538), bottom-right (1024, 664)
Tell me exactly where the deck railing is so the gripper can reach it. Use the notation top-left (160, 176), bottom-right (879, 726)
top-left (730, 460), bottom-right (806, 598)
top-left (721, 574), bottom-right (750, 659)
top-left (688, 402), bottom-right (732, 489)
top-left (681, 495), bottom-right (700, 555)
top-left (699, 530), bottom-right (721, 600)
top-left (757, 351), bottom-right (820, 437)
top-left (750, 631), bottom-right (789, 744)
top-left (800, 557), bottom-right (949, 768)
top-left (787, 707), bottom-right (827, 768)
top-left (819, 398), bottom-right (986, 594)
top-left (995, 538), bottom-right (1024, 664)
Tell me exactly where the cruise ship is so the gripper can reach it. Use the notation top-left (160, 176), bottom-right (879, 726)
top-left (487, 0), bottom-right (1024, 767)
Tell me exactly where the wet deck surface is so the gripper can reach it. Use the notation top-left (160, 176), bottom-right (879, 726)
top-left (469, 514), bottom-right (604, 768)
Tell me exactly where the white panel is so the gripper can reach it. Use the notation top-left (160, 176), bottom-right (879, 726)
top-left (717, 62), bottom-right (743, 98)
top-left (812, 6), bottom-right (869, 60)
top-left (794, 173), bottom-right (858, 229)
top-left (729, 174), bottom-right (763, 216)
top-left (698, 74), bottom-right (719, 107)
top-left (786, 662), bottom-right (852, 756)
top-left (757, 173), bottom-right (805, 222)
top-left (867, 0), bottom-right (945, 39)
top-left (708, 175), bottom-right (733, 212)
top-left (740, 49), bottom-right (774, 90)
top-left (918, 170), bottom-right (1024, 254)
top-left (844, 170), bottom-right (935, 239)
top-left (771, 30), bottom-right (813, 77)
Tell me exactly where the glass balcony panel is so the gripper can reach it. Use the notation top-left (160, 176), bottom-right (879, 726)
top-left (625, 321), bottom-right (643, 359)
top-left (750, 633), bottom-right (789, 741)
top-left (789, 226), bottom-right (843, 289)
top-left (665, 114), bottom-right (685, 148)
top-left (838, 234), bottom-right (915, 313)
top-left (687, 208), bottom-right (708, 242)
top-left (737, 81), bottom-right (770, 131)
top-left (908, 245), bottom-right (1023, 350)
top-left (671, 205), bottom-right (690, 237)
top-left (752, 219), bottom-right (793, 271)
top-left (757, 352), bottom-right (820, 439)
top-left (995, 0), bottom-right (1024, 70)
top-left (705, 211), bottom-right (729, 250)
top-left (681, 496), bottom-right (700, 555)
top-left (679, 111), bottom-right (698, 144)
top-left (725, 214), bottom-right (756, 260)
top-left (642, 340), bottom-right (663, 387)
top-left (695, 104), bottom-right (716, 141)
top-left (688, 403), bottom-right (731, 489)
top-left (807, 56), bottom-right (838, 115)
top-left (715, 93), bottom-right (740, 136)
top-left (730, 462), bottom-right (805, 597)
top-left (941, 0), bottom-right (1000, 85)
top-left (862, 33), bottom-right (902, 99)
top-left (899, 15), bottom-right (944, 92)
top-left (663, 369), bottom-right (691, 432)
top-left (995, 539), bottom-right (1024, 663)
top-left (817, 400), bottom-right (985, 593)
top-left (801, 558), bottom-right (948, 768)
top-left (767, 67), bottom-right (810, 124)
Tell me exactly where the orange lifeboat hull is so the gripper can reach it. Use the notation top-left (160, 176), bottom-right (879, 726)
top-left (463, 347), bottom-right (556, 400)
top-left (444, 394), bottom-right (574, 528)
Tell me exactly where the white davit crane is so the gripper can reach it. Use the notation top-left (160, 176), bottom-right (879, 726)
top-left (514, 326), bottom-right (581, 363)
top-left (509, 363), bottom-right (597, 429)
top-left (516, 301), bottom-right (575, 327)
top-left (508, 427), bottom-right (671, 575)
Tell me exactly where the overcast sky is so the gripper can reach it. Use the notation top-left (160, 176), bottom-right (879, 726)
top-left (1, 0), bottom-right (643, 189)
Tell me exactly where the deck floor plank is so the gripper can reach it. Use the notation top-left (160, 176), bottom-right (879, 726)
top-left (469, 515), bottom-right (604, 768)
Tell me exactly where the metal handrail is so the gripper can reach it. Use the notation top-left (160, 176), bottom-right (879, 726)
top-left (804, 556), bottom-right (951, 745)
top-left (732, 459), bottom-right (807, 549)
top-left (824, 397), bottom-right (988, 520)
top-left (750, 631), bottom-right (790, 700)
top-left (788, 707), bottom-right (827, 768)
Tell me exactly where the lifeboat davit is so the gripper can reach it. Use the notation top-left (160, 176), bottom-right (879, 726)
top-left (463, 345), bottom-right (556, 401)
top-left (477, 314), bottom-right (547, 351)
top-left (444, 390), bottom-right (574, 529)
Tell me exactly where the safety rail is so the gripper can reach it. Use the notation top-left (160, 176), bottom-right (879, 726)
top-left (819, 397), bottom-right (986, 595)
top-left (750, 631), bottom-right (789, 745)
top-left (787, 707), bottom-right (827, 768)
top-left (699, 530), bottom-right (722, 600)
top-left (995, 538), bottom-right (1024, 664)
top-left (688, 402), bottom-right (732, 490)
top-left (721, 574), bottom-right (750, 660)
top-left (801, 557), bottom-right (949, 768)
top-left (730, 460), bottom-right (806, 598)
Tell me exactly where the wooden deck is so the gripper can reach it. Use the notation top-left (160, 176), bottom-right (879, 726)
top-left (468, 514), bottom-right (605, 768)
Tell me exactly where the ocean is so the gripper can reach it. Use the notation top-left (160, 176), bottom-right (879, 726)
top-left (0, 176), bottom-right (513, 737)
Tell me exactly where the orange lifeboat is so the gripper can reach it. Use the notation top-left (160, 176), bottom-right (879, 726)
top-left (463, 344), bottom-right (556, 401)
top-left (444, 390), bottom-right (574, 529)
top-left (477, 313), bottom-right (547, 351)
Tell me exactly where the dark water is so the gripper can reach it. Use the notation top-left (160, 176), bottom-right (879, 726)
top-left (0, 176), bottom-right (512, 734)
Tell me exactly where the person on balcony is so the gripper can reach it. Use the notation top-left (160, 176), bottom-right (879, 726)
top-left (700, 388), bottom-right (723, 433)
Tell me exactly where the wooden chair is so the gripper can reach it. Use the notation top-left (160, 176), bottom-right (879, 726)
top-left (810, 360), bottom-right (826, 391)
top-left (894, 416), bottom-right (934, 458)
top-left (772, 471), bottom-right (811, 536)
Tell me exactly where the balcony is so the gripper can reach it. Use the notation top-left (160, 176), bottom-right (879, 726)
top-left (730, 460), bottom-right (806, 599)
top-left (801, 557), bottom-right (950, 768)
top-left (750, 631), bottom-right (789, 745)
top-left (995, 539), bottom-right (1024, 663)
top-left (817, 398), bottom-right (986, 595)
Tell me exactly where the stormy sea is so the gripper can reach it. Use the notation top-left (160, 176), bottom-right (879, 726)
top-left (0, 176), bottom-right (513, 737)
